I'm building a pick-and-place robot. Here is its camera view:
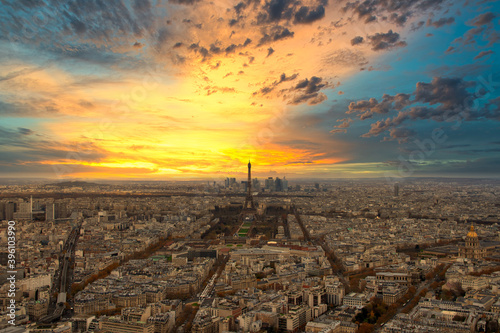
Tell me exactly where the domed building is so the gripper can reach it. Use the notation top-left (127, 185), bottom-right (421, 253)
top-left (459, 224), bottom-right (487, 259)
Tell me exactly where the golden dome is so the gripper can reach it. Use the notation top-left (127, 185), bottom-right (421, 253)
top-left (466, 224), bottom-right (478, 238)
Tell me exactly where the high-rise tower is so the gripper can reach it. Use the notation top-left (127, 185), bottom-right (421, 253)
top-left (243, 161), bottom-right (256, 211)
top-left (247, 161), bottom-right (252, 196)
top-left (238, 160), bottom-right (257, 227)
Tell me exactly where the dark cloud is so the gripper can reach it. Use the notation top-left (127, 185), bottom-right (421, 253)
top-left (343, 0), bottom-right (378, 23)
top-left (234, 1), bottom-right (246, 14)
top-left (287, 76), bottom-right (329, 105)
top-left (367, 30), bottom-right (407, 51)
top-left (253, 72), bottom-right (298, 96)
top-left (293, 5), bottom-right (325, 24)
top-left (267, 47), bottom-right (275, 57)
top-left (258, 25), bottom-right (294, 46)
top-left (279, 73), bottom-right (298, 82)
top-left (473, 50), bottom-right (494, 60)
top-left (254, 0), bottom-right (327, 26)
top-left (342, 0), bottom-right (446, 28)
top-left (253, 74), bottom-right (329, 106)
top-left (389, 12), bottom-right (410, 26)
top-left (426, 17), bottom-right (455, 28)
top-left (189, 38), bottom-right (254, 60)
top-left (209, 44), bottom-right (222, 54)
top-left (350, 36), bottom-right (364, 45)
top-left (293, 76), bottom-right (326, 94)
top-left (350, 77), bottom-right (500, 139)
top-left (289, 92), bottom-right (327, 105)
top-left (257, 0), bottom-right (296, 23)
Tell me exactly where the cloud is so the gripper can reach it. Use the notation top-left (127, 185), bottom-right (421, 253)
top-left (332, 118), bottom-right (353, 133)
top-left (0, 66), bottom-right (44, 82)
top-left (279, 73), bottom-right (299, 82)
top-left (383, 127), bottom-right (417, 143)
top-left (293, 5), bottom-right (326, 24)
top-left (411, 21), bottom-right (425, 31)
top-left (474, 50), bottom-right (494, 60)
top-left (350, 36), bottom-right (364, 46)
top-left (367, 30), bottom-right (407, 51)
top-left (254, 0), bottom-right (328, 27)
top-left (18, 127), bottom-right (34, 135)
top-left (253, 72), bottom-right (299, 96)
top-left (267, 47), bottom-right (275, 57)
top-left (257, 25), bottom-right (294, 46)
top-left (133, 41), bottom-right (144, 48)
top-left (169, 0), bottom-right (202, 5)
top-left (287, 76), bottom-right (330, 105)
top-left (0, 125), bottom-right (106, 167)
top-left (426, 17), bottom-right (455, 28)
top-left (347, 93), bottom-right (411, 120)
top-left (342, 0), bottom-right (446, 28)
top-left (204, 85), bottom-right (237, 95)
top-left (330, 129), bottom-right (347, 134)
top-left (350, 77), bottom-right (500, 139)
top-left (468, 12), bottom-right (496, 26)
top-left (254, 73), bottom-right (330, 106)
top-left (257, 0), bottom-right (297, 23)
top-left (293, 76), bottom-right (326, 94)
top-left (449, 12), bottom-right (498, 51)
top-left (323, 49), bottom-right (368, 68)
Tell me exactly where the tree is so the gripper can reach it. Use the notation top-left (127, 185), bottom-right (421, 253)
top-left (358, 323), bottom-right (375, 333)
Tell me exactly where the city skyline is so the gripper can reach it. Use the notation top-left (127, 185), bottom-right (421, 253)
top-left (0, 0), bottom-right (499, 180)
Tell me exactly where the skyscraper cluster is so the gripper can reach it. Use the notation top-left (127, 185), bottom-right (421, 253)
top-left (224, 176), bottom-right (288, 192)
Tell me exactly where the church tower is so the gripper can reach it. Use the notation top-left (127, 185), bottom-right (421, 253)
top-left (459, 224), bottom-right (486, 259)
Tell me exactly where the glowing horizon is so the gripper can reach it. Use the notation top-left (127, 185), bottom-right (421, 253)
top-left (0, 0), bottom-right (499, 180)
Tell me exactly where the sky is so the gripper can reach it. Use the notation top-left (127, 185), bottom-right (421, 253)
top-left (0, 0), bottom-right (499, 181)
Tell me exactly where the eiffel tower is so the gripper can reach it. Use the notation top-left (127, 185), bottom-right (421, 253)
top-left (241, 161), bottom-right (256, 215)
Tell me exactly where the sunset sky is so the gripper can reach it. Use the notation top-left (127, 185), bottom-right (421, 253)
top-left (0, 0), bottom-right (499, 180)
